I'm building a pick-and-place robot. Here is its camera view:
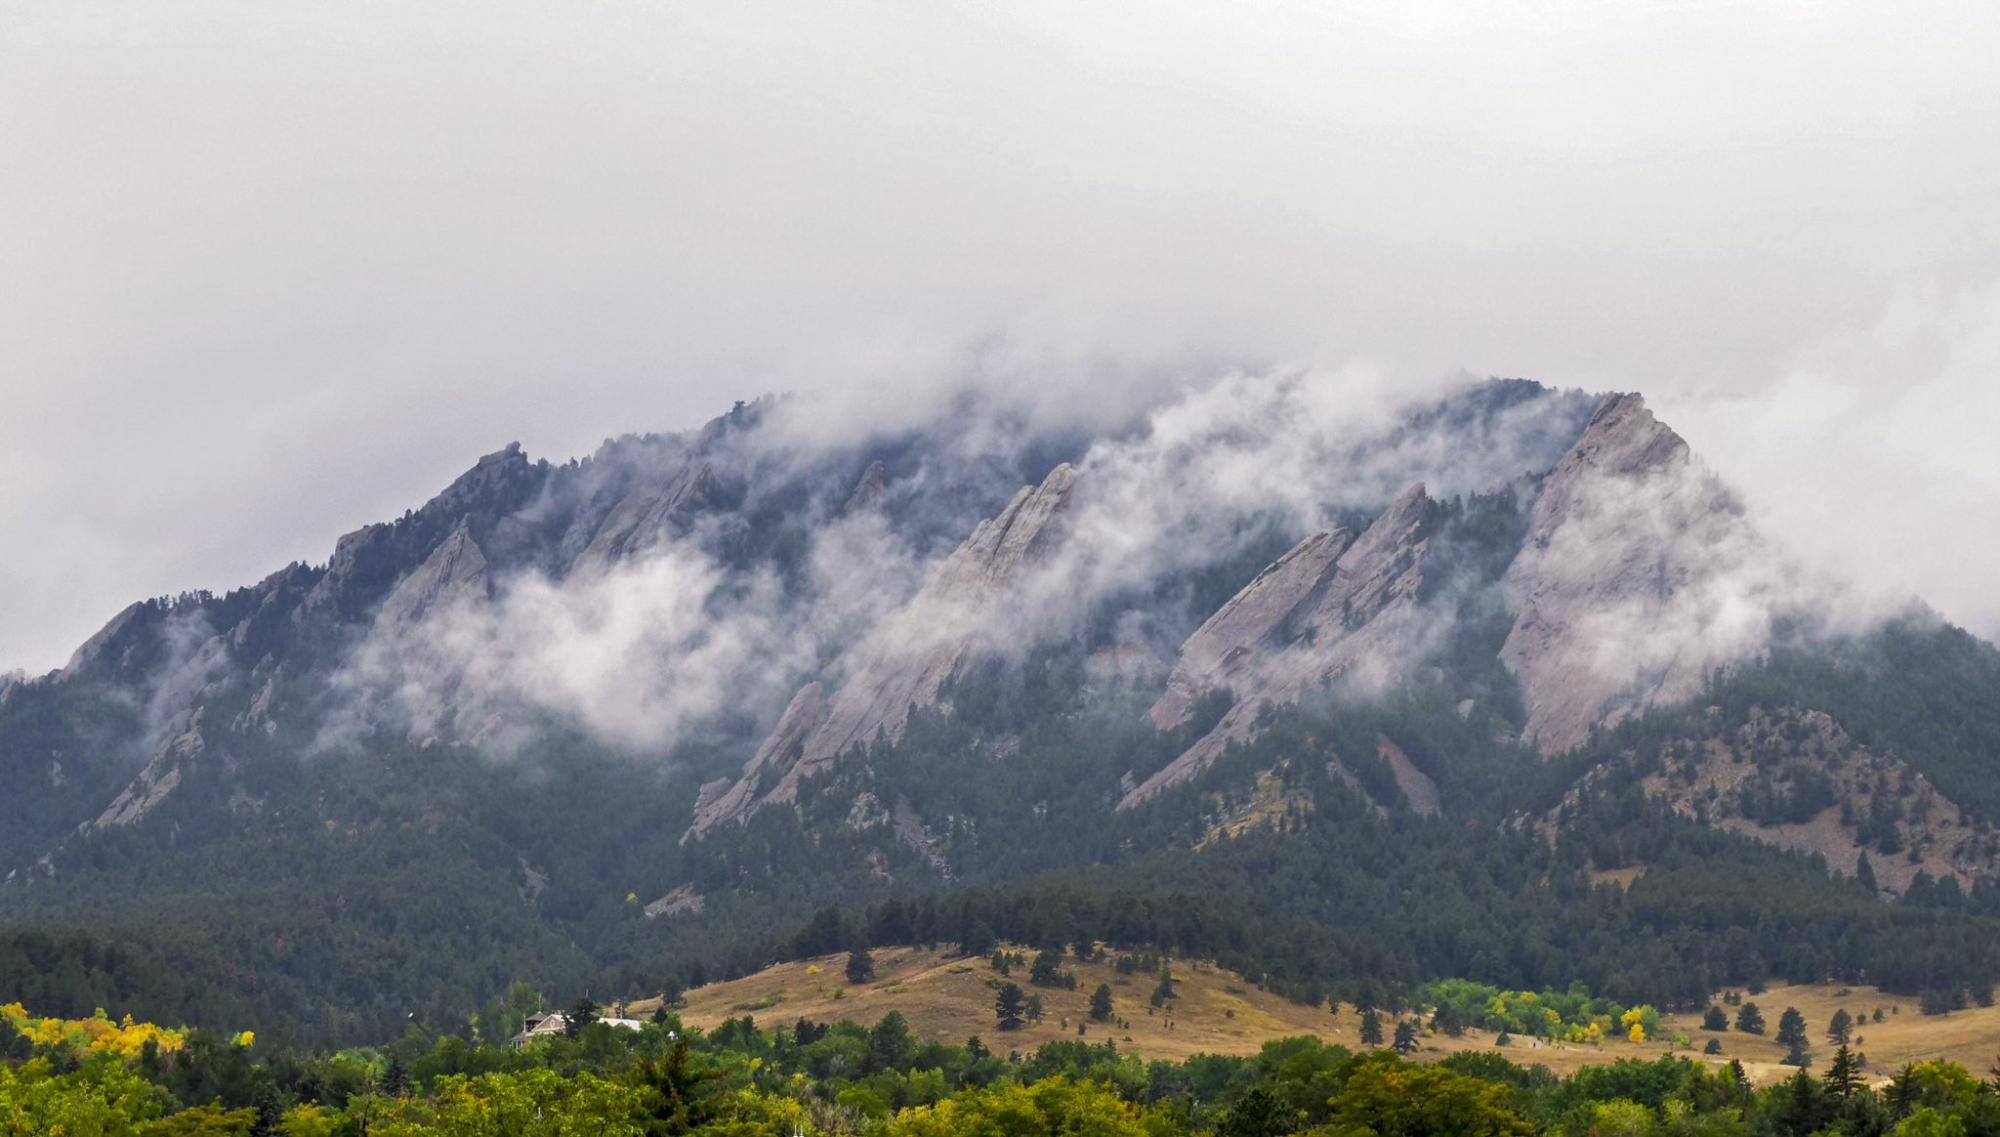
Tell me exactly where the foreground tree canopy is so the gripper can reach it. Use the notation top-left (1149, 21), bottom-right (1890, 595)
top-left (7, 997), bottom-right (2000, 1136)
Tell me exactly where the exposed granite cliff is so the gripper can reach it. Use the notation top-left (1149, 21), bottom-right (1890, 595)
top-left (693, 463), bottom-right (1079, 834)
top-left (688, 681), bottom-right (824, 838)
top-left (376, 521), bottom-right (491, 630)
top-left (1121, 484), bottom-right (1441, 808)
top-left (1500, 393), bottom-right (1765, 755)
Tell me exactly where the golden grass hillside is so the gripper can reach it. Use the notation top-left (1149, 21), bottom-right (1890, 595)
top-left (630, 949), bottom-right (2000, 1085)
top-left (1673, 982), bottom-right (2000, 1087)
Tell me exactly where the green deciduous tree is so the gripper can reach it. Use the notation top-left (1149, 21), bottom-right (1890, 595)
top-left (1325, 1051), bottom-right (1535, 1137)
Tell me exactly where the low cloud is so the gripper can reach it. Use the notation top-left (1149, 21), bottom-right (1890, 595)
top-left (325, 361), bottom-right (1973, 764)
top-left (1659, 273), bottom-right (2000, 643)
top-left (334, 503), bottom-right (932, 758)
top-left (997, 368), bottom-right (1596, 652)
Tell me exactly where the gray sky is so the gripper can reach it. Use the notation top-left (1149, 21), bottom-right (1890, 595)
top-left (4, 0), bottom-right (1998, 674)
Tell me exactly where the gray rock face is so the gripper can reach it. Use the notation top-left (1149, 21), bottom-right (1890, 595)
top-left (90, 623), bottom-right (239, 832)
top-left (298, 523), bottom-right (396, 619)
top-left (376, 521), bottom-right (491, 631)
top-left (422, 442), bottom-right (535, 520)
top-left (91, 710), bottom-right (202, 829)
top-left (569, 462), bottom-right (715, 572)
top-left (687, 681), bottom-right (824, 839)
top-left (59, 601), bottom-right (149, 679)
top-left (1499, 393), bottom-right (1765, 755)
top-left (1148, 528), bottom-right (1357, 731)
top-left (1121, 484), bottom-right (1441, 809)
top-left (694, 464), bottom-right (1079, 834)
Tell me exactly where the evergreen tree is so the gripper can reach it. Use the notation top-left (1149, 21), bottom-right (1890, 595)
top-left (1783, 1037), bottom-right (1811, 1068)
top-left (1828, 1007), bottom-right (1853, 1044)
top-left (867, 1011), bottom-right (914, 1072)
top-left (1773, 1068), bottom-right (1827, 1135)
top-left (380, 1055), bottom-right (409, 1098)
top-left (845, 946), bottom-right (876, 986)
top-left (1151, 963), bottom-right (1177, 1008)
top-left (1025, 993), bottom-right (1044, 1022)
top-left (1220, 1087), bottom-right (1285, 1137)
top-left (1777, 1006), bottom-right (1808, 1048)
top-left (1393, 1019), bottom-right (1419, 1054)
top-left (1736, 1002), bottom-right (1766, 1034)
top-left (1857, 852), bottom-right (1879, 894)
top-left (1360, 1008), bottom-right (1385, 1048)
top-left (1824, 1044), bottom-right (1860, 1099)
top-left (995, 983), bottom-right (1026, 1031)
top-left (1088, 984), bottom-right (1114, 1022)
top-left (563, 998), bottom-right (597, 1039)
top-left (1703, 1005), bottom-right (1729, 1031)
top-left (961, 922), bottom-right (997, 957)
top-left (1030, 948), bottom-right (1063, 988)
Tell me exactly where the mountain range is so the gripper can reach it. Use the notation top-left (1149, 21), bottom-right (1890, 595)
top-left (5, 373), bottom-right (1999, 1046)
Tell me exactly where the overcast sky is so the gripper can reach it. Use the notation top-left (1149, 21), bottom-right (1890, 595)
top-left (4, 1), bottom-right (1998, 674)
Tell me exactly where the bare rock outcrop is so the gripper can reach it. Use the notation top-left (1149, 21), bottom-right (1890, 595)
top-left (376, 521), bottom-right (491, 630)
top-left (1500, 393), bottom-right (1770, 755)
top-left (91, 710), bottom-right (204, 829)
top-left (570, 462), bottom-right (715, 571)
top-left (693, 464), bottom-right (1079, 834)
top-left (1121, 484), bottom-right (1442, 809)
top-left (1378, 738), bottom-right (1442, 817)
top-left (1148, 528), bottom-right (1357, 731)
top-left (59, 601), bottom-right (151, 680)
top-left (687, 681), bottom-right (824, 838)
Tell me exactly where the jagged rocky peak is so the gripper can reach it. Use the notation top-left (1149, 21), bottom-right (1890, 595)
top-left (693, 463), bottom-right (1080, 835)
top-left (421, 442), bottom-right (539, 521)
top-left (1122, 483), bottom-right (1443, 809)
top-left (1500, 392), bottom-right (1761, 755)
top-left (935, 462), bottom-right (1078, 590)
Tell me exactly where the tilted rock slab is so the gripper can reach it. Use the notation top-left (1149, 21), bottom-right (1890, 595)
top-left (1121, 484), bottom-right (1441, 809)
top-left (1500, 393), bottom-right (1771, 755)
top-left (691, 463), bottom-right (1079, 836)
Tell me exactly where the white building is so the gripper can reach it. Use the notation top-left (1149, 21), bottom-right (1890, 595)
top-left (507, 1011), bottom-right (647, 1047)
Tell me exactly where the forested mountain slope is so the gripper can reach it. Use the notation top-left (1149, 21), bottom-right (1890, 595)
top-left (5, 373), bottom-right (1999, 1045)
